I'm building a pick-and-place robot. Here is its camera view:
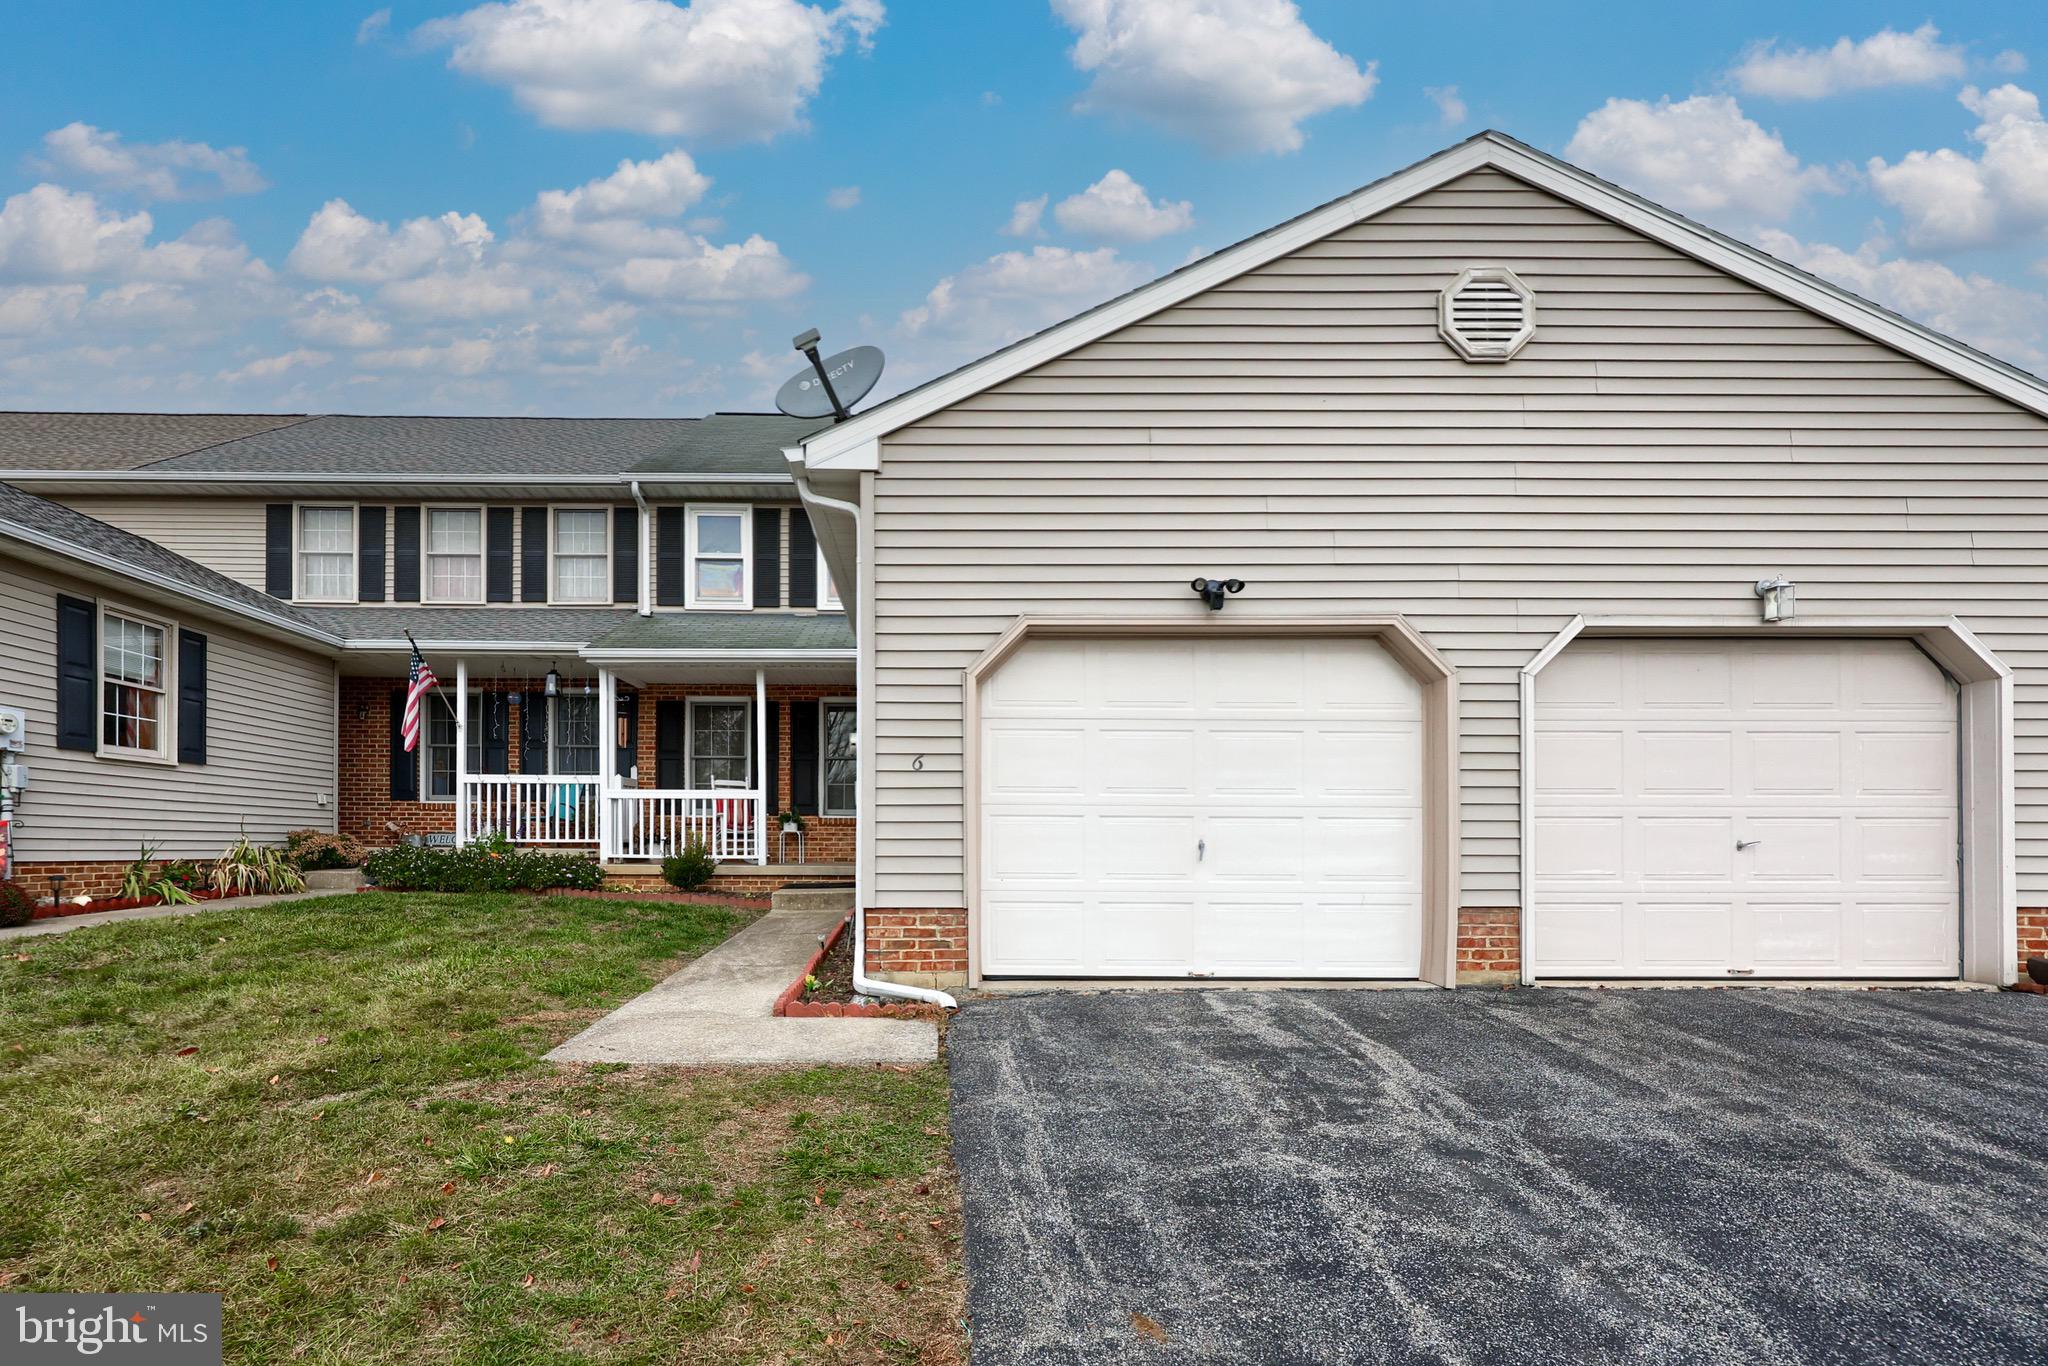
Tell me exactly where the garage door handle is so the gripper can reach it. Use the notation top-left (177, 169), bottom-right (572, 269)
top-left (1198, 838), bottom-right (1206, 862)
top-left (1736, 839), bottom-right (1763, 850)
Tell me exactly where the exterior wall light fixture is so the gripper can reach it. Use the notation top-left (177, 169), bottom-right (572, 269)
top-left (1755, 575), bottom-right (1796, 623)
top-left (1191, 577), bottom-right (1246, 610)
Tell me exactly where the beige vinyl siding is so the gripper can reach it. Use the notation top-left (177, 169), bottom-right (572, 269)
top-left (1, 555), bottom-right (338, 861)
top-left (866, 167), bottom-right (2048, 907)
top-left (57, 496), bottom-right (269, 590)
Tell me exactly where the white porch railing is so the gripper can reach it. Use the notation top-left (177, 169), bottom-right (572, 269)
top-left (460, 775), bottom-right (601, 846)
top-left (608, 789), bottom-right (762, 863)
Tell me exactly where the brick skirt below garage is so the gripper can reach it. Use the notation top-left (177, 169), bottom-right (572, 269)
top-left (866, 908), bottom-right (969, 989)
top-left (1458, 907), bottom-right (1522, 985)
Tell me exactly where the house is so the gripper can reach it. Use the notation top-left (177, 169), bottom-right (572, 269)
top-left (785, 131), bottom-right (2048, 991)
top-left (0, 411), bottom-right (856, 901)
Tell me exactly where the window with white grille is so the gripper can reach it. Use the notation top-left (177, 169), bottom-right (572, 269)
top-left (1438, 266), bottom-right (1535, 362)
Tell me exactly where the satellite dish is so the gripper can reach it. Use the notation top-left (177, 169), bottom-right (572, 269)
top-left (776, 344), bottom-right (885, 420)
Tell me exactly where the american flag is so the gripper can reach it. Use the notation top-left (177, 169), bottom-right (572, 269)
top-left (400, 641), bottom-right (438, 753)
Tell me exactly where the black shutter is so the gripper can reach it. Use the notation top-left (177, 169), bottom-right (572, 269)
top-left (613, 506), bottom-right (638, 605)
top-left (520, 692), bottom-right (550, 776)
top-left (521, 507), bottom-right (548, 603)
top-left (655, 699), bottom-right (686, 789)
top-left (264, 504), bottom-right (292, 598)
top-left (753, 508), bottom-right (781, 608)
top-left (55, 594), bottom-right (96, 751)
top-left (616, 690), bottom-right (639, 782)
top-left (392, 506), bottom-right (421, 603)
top-left (479, 691), bottom-right (509, 774)
top-left (789, 698), bottom-right (819, 815)
top-left (357, 506), bottom-right (386, 602)
top-left (788, 510), bottom-right (818, 608)
top-left (486, 508), bottom-right (515, 603)
top-left (655, 508), bottom-right (685, 606)
top-left (176, 630), bottom-right (207, 765)
top-left (763, 699), bottom-right (780, 812)
top-left (388, 688), bottom-right (417, 800)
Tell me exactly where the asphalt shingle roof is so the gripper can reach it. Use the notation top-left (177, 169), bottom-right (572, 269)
top-left (588, 612), bottom-right (854, 652)
top-left (0, 481), bottom-right (328, 637)
top-left (0, 412), bottom-right (311, 471)
top-left (298, 607), bottom-right (637, 646)
top-left (622, 412), bottom-right (833, 476)
top-left (144, 415), bottom-right (699, 476)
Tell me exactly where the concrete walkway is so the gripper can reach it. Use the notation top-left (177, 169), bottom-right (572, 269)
top-left (547, 909), bottom-right (939, 1066)
top-left (0, 889), bottom-right (341, 940)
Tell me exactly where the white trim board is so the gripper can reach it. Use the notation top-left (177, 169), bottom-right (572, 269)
top-left (797, 130), bottom-right (2048, 472)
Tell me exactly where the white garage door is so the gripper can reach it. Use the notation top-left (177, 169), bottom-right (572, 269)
top-left (1532, 638), bottom-right (1959, 978)
top-left (978, 635), bottom-right (1425, 978)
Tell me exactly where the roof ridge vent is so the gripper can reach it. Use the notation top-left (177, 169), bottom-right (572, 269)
top-left (1439, 265), bottom-right (1535, 362)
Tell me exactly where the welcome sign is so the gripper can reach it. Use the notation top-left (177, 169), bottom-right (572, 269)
top-left (4, 1295), bottom-right (221, 1363)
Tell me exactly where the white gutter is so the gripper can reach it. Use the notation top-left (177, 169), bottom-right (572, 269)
top-left (579, 648), bottom-right (856, 663)
top-left (628, 479), bottom-right (652, 617)
top-left (790, 465), bottom-right (956, 1012)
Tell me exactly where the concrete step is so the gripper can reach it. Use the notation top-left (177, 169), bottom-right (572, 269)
top-left (770, 884), bottom-right (855, 914)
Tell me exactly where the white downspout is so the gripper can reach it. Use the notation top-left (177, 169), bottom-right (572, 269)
top-left (629, 480), bottom-right (653, 617)
top-left (791, 468), bottom-right (957, 1011)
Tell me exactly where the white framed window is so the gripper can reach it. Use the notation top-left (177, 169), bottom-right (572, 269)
top-left (98, 604), bottom-right (172, 761)
top-left (552, 694), bottom-right (600, 775)
top-left (423, 688), bottom-right (484, 800)
top-left (687, 698), bottom-right (752, 789)
top-left (818, 544), bottom-right (843, 611)
top-left (295, 504), bottom-right (356, 602)
top-left (821, 698), bottom-right (857, 816)
top-left (684, 505), bottom-right (751, 609)
top-left (550, 506), bottom-right (611, 605)
top-left (424, 506), bottom-right (484, 604)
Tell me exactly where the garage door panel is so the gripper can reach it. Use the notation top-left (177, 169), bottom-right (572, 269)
top-left (1534, 638), bottom-right (1958, 979)
top-left (980, 634), bottom-right (1425, 978)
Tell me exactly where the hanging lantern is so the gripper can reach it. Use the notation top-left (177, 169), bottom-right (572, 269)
top-left (544, 663), bottom-right (560, 698)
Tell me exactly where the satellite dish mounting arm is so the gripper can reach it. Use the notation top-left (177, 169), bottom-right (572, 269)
top-left (793, 328), bottom-right (850, 422)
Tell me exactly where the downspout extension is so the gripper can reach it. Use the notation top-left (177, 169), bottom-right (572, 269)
top-left (792, 467), bottom-right (958, 1012)
top-left (628, 480), bottom-right (653, 617)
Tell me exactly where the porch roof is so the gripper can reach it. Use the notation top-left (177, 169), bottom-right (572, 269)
top-left (585, 611), bottom-right (854, 655)
top-left (308, 605), bottom-right (634, 650)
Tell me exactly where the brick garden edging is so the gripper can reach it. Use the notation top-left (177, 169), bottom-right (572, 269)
top-left (773, 914), bottom-right (945, 1020)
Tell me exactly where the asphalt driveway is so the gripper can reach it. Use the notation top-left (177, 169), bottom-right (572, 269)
top-left (948, 988), bottom-right (2048, 1364)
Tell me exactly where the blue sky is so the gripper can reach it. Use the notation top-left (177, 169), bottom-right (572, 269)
top-left (3, 1), bottom-right (2047, 416)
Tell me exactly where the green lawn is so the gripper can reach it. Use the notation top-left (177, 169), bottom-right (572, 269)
top-left (0, 894), bottom-right (963, 1364)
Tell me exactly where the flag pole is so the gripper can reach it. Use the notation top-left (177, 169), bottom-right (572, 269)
top-left (406, 632), bottom-right (457, 718)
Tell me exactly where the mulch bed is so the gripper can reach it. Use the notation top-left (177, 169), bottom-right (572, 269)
top-left (776, 915), bottom-right (945, 1021)
top-left (31, 889), bottom-right (232, 920)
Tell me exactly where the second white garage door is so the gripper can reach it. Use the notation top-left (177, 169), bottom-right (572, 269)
top-left (978, 635), bottom-right (1425, 978)
top-left (1532, 638), bottom-right (1959, 978)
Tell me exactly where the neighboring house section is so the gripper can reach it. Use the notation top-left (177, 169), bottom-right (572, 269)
top-left (792, 131), bottom-right (2048, 991)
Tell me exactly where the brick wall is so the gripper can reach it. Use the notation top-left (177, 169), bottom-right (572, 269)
top-left (1457, 906), bottom-right (1522, 985)
top-left (11, 859), bottom-right (135, 902)
top-left (865, 907), bottom-right (967, 988)
top-left (2022, 908), bottom-right (2048, 977)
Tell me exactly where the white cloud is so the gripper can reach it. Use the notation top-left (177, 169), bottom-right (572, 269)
top-left (423, 0), bottom-right (884, 142)
top-left (825, 185), bottom-right (861, 210)
top-left (1426, 85), bottom-right (1466, 129)
top-left (1993, 50), bottom-right (2028, 76)
top-left (0, 284), bottom-right (86, 335)
top-left (1002, 194), bottom-right (1047, 238)
top-left (1758, 228), bottom-right (2048, 371)
top-left (36, 123), bottom-right (267, 202)
top-left (1565, 94), bottom-right (1839, 223)
top-left (1732, 24), bottom-right (1967, 99)
top-left (290, 288), bottom-right (392, 347)
top-left (357, 7), bottom-right (392, 43)
top-left (356, 337), bottom-right (498, 376)
top-left (288, 200), bottom-right (494, 283)
top-left (898, 244), bottom-right (1150, 356)
top-left (0, 184), bottom-right (154, 279)
top-left (1052, 169), bottom-right (1192, 242)
top-left (1053, 0), bottom-right (1375, 154)
top-left (1867, 84), bottom-right (2048, 249)
top-left (220, 348), bottom-right (330, 384)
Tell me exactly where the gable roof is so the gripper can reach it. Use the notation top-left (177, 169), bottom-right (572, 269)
top-left (0, 411), bottom-right (310, 472)
top-left (144, 414), bottom-right (697, 476)
top-left (0, 480), bottom-right (337, 646)
top-left (795, 129), bottom-right (2048, 471)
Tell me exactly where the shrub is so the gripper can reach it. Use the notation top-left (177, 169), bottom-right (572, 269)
top-left (284, 829), bottom-right (369, 872)
top-left (0, 879), bottom-right (33, 928)
top-left (211, 833), bottom-right (307, 896)
top-left (363, 843), bottom-right (605, 894)
top-left (119, 843), bottom-right (197, 905)
top-left (159, 861), bottom-right (204, 894)
top-left (661, 836), bottom-right (716, 892)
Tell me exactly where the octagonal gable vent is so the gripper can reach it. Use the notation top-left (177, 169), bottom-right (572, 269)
top-left (1439, 266), bottom-right (1535, 362)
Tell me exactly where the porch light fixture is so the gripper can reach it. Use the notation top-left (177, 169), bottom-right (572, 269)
top-left (1754, 575), bottom-right (1797, 623)
top-left (1191, 577), bottom-right (1246, 611)
top-left (544, 664), bottom-right (561, 698)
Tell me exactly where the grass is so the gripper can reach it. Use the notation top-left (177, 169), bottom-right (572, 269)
top-left (0, 893), bottom-right (964, 1364)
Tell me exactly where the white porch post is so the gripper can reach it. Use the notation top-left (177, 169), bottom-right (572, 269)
top-left (454, 658), bottom-right (468, 847)
top-left (755, 667), bottom-right (769, 865)
top-left (598, 667), bottom-right (616, 862)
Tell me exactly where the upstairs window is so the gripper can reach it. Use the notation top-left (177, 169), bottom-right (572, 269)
top-left (425, 507), bottom-right (484, 604)
top-left (296, 505), bottom-right (355, 602)
top-left (551, 508), bottom-right (610, 604)
top-left (686, 506), bottom-right (750, 609)
top-left (100, 607), bottom-right (168, 759)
